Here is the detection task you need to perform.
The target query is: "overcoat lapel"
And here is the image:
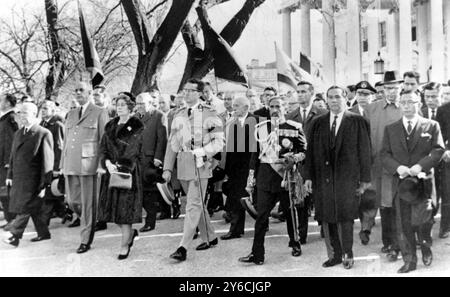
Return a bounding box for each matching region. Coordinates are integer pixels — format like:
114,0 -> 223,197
408,117 -> 424,152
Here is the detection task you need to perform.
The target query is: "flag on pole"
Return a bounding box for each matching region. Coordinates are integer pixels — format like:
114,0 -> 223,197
203,22 -> 248,86
78,1 -> 104,88
275,43 -> 312,89
300,52 -> 324,83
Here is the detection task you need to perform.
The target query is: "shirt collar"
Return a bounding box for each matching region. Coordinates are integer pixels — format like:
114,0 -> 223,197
81,101 -> 90,112
330,110 -> 345,120
300,103 -> 313,116
402,115 -> 419,130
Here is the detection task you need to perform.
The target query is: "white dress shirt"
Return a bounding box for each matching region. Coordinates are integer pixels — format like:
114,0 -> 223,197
299,104 -> 313,122
329,111 -> 345,136
402,116 -> 419,134
428,108 -> 437,119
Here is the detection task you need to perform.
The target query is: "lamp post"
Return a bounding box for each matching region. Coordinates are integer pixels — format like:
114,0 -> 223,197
374,51 -> 385,75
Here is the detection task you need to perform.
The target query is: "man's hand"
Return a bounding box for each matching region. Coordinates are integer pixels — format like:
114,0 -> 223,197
409,164 -> 423,176
304,180 -> 313,194
396,165 -> 410,179
294,153 -> 306,163
192,148 -> 206,158
162,170 -> 171,183
38,188 -> 46,199
154,159 -> 163,168
442,150 -> 450,163
356,182 -> 371,195
53,171 -> 61,178
5,179 -> 12,187
97,168 -> 106,175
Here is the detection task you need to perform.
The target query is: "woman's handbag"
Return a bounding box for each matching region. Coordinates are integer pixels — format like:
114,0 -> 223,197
109,171 -> 133,190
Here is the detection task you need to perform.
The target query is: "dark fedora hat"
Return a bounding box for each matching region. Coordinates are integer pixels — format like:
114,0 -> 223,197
382,70 -> 404,85
398,176 -> 424,204
143,165 -> 164,185
157,182 -> 175,205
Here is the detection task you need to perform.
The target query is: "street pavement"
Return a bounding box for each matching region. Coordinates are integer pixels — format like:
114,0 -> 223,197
1,207 -> 449,277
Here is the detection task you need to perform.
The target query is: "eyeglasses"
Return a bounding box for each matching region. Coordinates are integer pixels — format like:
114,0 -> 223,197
399,100 -> 420,106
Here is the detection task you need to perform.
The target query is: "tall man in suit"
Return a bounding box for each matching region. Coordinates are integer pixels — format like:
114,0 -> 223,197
221,97 -> 257,239
39,100 -> 66,225
436,86 -> 450,239
349,81 -> 378,245
0,93 -> 19,228
304,86 -> 371,270
163,78 -> 224,262
286,80 -> 327,243
4,102 -> 54,247
365,71 -> 404,254
135,92 -> 168,232
61,81 -> 109,254
381,91 -> 444,273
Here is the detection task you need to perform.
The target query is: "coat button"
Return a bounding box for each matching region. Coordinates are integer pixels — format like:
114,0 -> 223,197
326,178 -> 330,183
325,161 -> 329,166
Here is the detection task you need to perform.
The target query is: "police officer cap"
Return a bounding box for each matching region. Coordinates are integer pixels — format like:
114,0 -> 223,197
355,81 -> 376,94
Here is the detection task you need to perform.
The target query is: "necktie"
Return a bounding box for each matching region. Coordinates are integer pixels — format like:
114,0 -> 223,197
188,108 -> 192,117
330,115 -> 338,148
302,109 -> 307,125
78,107 -> 83,119
431,109 -> 436,120
407,121 -> 413,134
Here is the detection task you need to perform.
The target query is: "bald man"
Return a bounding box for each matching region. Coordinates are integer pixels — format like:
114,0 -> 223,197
4,103 -> 54,247
61,81 -> 109,254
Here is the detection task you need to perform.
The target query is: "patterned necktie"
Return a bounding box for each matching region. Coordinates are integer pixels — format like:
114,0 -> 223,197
330,115 -> 338,148
407,121 -> 413,134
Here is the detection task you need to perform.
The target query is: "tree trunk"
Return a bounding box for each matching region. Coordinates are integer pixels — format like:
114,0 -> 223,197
178,0 -> 266,91
122,0 -> 195,95
44,0 -> 65,100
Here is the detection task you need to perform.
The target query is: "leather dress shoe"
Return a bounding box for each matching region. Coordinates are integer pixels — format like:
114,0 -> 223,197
68,218 -> 80,228
139,224 -> 155,233
196,238 -> 218,250
95,222 -> 107,232
61,213 -> 73,224
439,229 -> 450,239
300,238 -> 307,245
76,244 -> 90,254
222,212 -> 231,223
387,250 -> 399,262
220,233 -> 241,240
359,230 -> 370,245
170,246 -> 187,261
4,235 -> 19,247
397,262 -> 416,273
322,258 -> 342,268
343,254 -> 354,269
381,245 -> 391,253
238,254 -> 264,265
118,246 -> 130,260
30,235 -> 51,242
291,245 -> 302,257
422,247 -> 433,266
129,229 -> 138,248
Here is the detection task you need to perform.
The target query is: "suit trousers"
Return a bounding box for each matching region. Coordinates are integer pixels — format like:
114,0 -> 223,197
0,195 -> 15,223
10,202 -> 50,238
396,197 -> 433,264
297,198 -> 311,241
226,193 -> 246,236
142,189 -> 161,228
251,189 -> 298,261
380,207 -> 398,250
179,179 -> 216,248
322,221 -> 354,260
41,198 -> 66,225
65,175 -> 98,245
440,162 -> 450,233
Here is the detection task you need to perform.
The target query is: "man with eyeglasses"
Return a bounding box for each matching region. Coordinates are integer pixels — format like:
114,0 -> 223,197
436,84 -> 450,239
60,81 -> 109,254
365,71 -> 404,256
163,78 -> 224,262
381,90 -> 444,273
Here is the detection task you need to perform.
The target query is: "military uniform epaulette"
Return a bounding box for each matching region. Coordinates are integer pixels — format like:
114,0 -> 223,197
286,120 -> 303,130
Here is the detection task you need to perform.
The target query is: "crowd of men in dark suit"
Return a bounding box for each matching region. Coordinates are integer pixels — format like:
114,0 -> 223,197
0,69 -> 450,274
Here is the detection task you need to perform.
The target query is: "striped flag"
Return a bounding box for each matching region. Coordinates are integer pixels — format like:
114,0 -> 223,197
275,43 -> 312,89
78,1 -> 104,87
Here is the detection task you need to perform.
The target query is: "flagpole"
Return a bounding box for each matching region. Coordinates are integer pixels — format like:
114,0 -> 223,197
274,42 -> 281,93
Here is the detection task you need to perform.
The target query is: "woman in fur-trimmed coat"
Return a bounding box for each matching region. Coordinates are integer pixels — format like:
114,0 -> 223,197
98,93 -> 143,259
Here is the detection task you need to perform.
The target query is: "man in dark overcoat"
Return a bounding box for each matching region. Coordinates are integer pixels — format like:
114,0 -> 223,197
4,102 -> 54,247
0,93 -> 19,228
135,92 -> 168,232
304,86 -> 371,270
382,91 -> 444,273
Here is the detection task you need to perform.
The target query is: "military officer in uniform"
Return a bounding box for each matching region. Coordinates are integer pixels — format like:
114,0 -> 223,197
239,96 -> 307,265
163,78 -> 225,262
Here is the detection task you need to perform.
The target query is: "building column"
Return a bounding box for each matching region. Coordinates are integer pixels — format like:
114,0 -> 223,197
300,3 -> 311,57
282,9 -> 292,58
430,0 -> 445,82
322,0 -> 336,85
443,0 -> 450,81
347,0 -> 361,83
398,0 -> 413,74
416,2 -> 429,82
